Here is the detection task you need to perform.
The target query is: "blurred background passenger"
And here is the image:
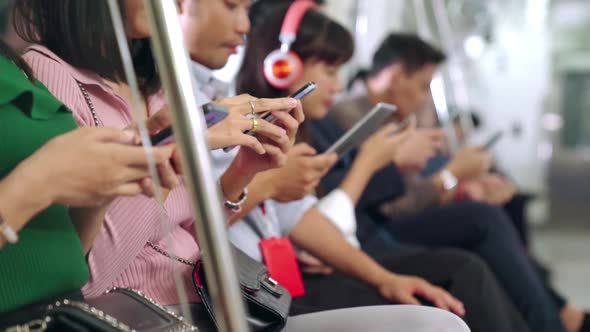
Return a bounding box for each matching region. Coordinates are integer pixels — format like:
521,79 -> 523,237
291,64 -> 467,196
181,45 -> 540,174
231,2 -> 532,331
315,32 -> 589,332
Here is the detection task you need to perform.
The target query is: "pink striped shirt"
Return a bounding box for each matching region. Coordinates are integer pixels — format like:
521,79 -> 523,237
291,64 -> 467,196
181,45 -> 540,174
24,45 -> 200,305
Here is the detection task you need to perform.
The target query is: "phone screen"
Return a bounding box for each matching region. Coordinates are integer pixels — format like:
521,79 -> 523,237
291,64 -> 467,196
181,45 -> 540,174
222,82 -> 317,152
150,103 -> 229,146
257,82 -> 317,124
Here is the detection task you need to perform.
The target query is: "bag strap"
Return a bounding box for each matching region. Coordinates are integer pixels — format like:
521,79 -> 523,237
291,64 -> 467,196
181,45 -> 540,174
244,215 -> 266,240
76,82 -> 101,127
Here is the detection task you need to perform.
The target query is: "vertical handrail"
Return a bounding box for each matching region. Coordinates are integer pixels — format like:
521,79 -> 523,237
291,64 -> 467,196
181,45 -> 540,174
106,0 -> 193,323
412,0 -> 459,152
143,1 -> 249,331
431,0 -> 474,140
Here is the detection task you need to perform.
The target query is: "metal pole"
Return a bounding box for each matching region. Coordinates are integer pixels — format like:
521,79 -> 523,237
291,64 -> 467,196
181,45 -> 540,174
106,0 -> 194,323
412,0 -> 459,151
143,1 -> 249,331
431,0 -> 474,141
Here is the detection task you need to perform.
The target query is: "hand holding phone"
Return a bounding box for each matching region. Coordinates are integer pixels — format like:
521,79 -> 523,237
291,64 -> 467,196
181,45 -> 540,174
325,103 -> 397,157
246,82 -> 316,133
150,102 -> 229,146
222,82 -> 316,152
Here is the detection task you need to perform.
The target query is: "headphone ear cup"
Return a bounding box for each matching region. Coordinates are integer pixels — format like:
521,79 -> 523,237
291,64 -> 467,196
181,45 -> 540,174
264,49 -> 303,89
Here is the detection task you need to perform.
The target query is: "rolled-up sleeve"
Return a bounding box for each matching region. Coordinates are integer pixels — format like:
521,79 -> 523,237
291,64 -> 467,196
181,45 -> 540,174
316,189 -> 360,248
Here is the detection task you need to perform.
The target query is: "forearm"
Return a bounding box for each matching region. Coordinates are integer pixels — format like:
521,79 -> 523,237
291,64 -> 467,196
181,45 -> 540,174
0,165 -> 53,243
338,156 -> 378,206
70,205 -> 109,254
289,207 -> 391,287
228,172 -> 275,224
220,161 -> 255,203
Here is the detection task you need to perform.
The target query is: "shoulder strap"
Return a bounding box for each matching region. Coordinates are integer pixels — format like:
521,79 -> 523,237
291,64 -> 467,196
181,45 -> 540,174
244,215 -> 266,240
76,82 -> 101,127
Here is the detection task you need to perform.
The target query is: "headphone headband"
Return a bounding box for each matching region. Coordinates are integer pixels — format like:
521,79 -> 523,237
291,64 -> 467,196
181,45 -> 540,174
278,0 -> 318,48
264,0 -> 318,89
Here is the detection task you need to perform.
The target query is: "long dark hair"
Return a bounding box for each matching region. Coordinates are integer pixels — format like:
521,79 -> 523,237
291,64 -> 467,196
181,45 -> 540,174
0,40 -> 34,80
14,0 -> 160,95
1,0 -> 34,80
237,3 -> 354,99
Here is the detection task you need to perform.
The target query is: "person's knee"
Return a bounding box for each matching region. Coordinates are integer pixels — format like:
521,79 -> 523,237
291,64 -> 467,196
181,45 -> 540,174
432,248 -> 492,280
456,202 -> 513,236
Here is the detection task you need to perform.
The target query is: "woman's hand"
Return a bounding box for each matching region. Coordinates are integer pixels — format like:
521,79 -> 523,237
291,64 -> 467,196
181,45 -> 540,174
20,127 -> 176,207
376,273 -> 465,317
219,97 -> 305,203
356,123 -> 406,173
206,95 -> 298,152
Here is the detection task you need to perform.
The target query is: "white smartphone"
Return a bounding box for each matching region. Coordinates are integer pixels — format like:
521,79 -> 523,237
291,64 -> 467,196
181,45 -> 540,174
325,102 -> 397,157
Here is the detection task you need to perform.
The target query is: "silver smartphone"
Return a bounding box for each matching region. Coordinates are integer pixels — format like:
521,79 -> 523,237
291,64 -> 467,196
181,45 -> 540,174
325,102 -> 397,157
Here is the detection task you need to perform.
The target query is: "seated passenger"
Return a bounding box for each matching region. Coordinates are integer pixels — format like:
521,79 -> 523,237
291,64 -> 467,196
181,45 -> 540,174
12,1 -> 473,331
318,32 -> 589,332
226,2 -> 529,331
0,32 -> 179,329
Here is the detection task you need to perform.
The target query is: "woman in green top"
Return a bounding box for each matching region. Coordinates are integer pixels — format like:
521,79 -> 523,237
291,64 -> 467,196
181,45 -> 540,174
0,35 -> 180,325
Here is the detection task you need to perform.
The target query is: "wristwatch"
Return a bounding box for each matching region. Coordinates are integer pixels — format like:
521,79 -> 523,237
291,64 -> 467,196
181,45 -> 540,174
0,212 -> 18,244
440,169 -> 459,191
224,188 -> 248,212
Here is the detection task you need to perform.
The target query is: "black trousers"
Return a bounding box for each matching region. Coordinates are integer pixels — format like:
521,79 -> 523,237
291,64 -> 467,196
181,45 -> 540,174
291,249 -> 528,332
382,201 -> 566,332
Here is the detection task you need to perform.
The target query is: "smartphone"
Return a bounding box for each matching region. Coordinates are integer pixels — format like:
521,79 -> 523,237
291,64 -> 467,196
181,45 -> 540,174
150,102 -> 229,146
325,103 -> 398,157
394,114 -> 416,134
483,131 -> 503,149
252,82 -> 317,127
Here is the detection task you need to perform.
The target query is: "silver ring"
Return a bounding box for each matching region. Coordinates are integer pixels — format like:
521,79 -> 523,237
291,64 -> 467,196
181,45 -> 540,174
249,101 -> 256,115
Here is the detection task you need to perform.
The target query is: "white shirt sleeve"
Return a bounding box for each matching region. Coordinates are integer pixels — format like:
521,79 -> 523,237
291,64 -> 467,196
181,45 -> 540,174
315,189 -> 361,248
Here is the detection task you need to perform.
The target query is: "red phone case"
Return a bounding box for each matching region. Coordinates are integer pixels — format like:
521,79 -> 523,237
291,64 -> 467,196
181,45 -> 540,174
259,237 -> 306,298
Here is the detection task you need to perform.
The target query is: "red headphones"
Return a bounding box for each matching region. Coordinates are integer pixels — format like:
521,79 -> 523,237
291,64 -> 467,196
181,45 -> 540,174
263,0 -> 318,89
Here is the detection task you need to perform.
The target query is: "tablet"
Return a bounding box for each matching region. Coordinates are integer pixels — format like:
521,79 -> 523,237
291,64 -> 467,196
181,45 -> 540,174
325,102 -> 397,157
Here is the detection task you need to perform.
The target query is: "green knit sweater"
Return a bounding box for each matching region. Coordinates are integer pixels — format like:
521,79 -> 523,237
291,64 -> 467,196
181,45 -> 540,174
0,55 -> 88,313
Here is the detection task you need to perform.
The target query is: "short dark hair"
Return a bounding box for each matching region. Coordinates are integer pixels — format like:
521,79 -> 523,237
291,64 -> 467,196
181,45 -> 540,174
14,0 -> 160,95
370,33 -> 446,76
237,3 -> 353,98
348,33 -> 445,88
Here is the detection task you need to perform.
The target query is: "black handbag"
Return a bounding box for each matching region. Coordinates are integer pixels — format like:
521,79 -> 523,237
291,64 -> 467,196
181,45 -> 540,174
192,247 -> 292,332
5,288 -> 198,332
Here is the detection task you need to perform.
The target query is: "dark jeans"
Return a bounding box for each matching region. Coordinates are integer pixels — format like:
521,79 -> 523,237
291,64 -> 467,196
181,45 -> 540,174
291,249 -> 528,332
382,201 -> 566,332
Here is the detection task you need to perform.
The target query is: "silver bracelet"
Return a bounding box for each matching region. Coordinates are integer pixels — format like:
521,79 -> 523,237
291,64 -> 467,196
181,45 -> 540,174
224,188 -> 248,212
0,212 -> 18,244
